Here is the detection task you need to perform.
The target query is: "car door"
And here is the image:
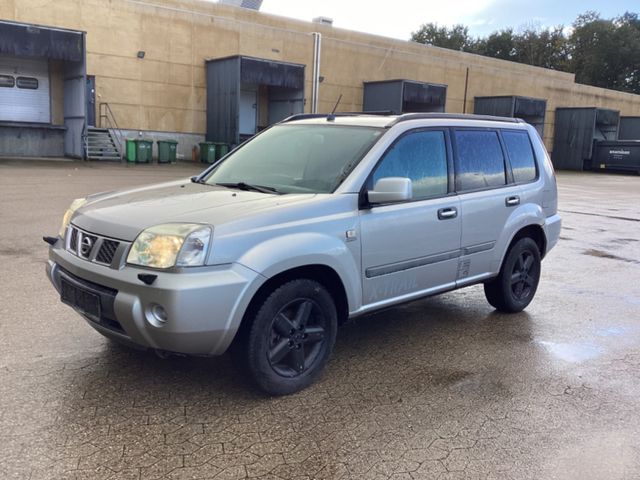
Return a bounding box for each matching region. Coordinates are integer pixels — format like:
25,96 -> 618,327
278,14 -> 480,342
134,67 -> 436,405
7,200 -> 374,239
453,128 -> 522,283
359,129 -> 462,307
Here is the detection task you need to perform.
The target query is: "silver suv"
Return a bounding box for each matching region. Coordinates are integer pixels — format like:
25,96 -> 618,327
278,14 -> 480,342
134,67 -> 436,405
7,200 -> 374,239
46,113 -> 561,395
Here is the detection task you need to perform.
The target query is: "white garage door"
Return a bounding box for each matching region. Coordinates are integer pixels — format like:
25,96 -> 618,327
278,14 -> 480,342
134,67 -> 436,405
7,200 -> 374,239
0,55 -> 50,123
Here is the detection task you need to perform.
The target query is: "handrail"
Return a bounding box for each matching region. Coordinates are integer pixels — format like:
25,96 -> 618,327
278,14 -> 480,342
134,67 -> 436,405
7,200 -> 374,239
99,102 -> 124,159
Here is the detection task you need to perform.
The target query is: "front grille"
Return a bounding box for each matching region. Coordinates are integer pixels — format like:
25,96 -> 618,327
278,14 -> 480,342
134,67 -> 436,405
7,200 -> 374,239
66,226 -> 128,269
96,240 -> 120,264
69,228 -> 78,251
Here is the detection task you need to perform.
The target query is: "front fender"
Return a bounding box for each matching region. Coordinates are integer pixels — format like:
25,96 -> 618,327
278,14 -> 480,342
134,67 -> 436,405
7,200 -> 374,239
490,203 -> 545,274
237,232 -> 362,313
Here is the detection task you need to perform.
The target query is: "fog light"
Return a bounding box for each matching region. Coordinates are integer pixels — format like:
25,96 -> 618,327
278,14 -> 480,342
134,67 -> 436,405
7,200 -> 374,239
146,303 -> 167,327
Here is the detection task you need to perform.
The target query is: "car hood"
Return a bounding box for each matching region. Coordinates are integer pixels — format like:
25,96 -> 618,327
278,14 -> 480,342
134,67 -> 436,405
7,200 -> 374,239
72,179 -> 316,241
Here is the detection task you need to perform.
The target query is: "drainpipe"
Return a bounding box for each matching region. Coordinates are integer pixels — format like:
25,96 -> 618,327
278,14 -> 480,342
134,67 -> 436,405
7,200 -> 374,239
311,32 -> 322,114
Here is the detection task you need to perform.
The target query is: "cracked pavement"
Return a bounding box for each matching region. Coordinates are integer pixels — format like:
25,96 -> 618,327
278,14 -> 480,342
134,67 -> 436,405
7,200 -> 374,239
1,160 -> 639,479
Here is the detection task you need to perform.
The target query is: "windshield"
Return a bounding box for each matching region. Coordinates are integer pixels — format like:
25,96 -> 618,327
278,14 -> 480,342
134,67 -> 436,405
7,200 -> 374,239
203,124 -> 383,194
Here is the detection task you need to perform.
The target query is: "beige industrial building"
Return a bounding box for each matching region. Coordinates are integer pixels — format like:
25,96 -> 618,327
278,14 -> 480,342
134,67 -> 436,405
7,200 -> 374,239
1,0 -> 640,164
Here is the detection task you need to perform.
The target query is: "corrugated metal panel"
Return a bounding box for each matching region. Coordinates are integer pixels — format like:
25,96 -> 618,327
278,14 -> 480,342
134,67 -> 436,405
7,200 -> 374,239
552,107 -> 620,170
63,55 -> 86,158
206,56 -> 306,145
402,81 -> 446,112
513,97 -> 546,117
363,80 -> 403,114
240,57 -> 304,89
363,79 -> 447,114
206,57 -> 240,145
0,55 -> 50,123
474,96 -> 546,136
619,117 -> 640,140
0,21 -> 83,62
473,96 -> 515,117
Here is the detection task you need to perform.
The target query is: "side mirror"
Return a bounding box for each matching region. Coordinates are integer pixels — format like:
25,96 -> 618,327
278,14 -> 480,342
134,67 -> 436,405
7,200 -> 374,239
367,177 -> 412,204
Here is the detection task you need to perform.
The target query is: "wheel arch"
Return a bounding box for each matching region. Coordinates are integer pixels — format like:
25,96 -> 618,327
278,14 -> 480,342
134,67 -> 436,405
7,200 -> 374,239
509,224 -> 547,259
230,264 -> 350,348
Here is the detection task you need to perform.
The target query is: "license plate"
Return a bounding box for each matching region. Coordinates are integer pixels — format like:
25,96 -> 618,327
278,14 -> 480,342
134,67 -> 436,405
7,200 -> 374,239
61,278 -> 101,318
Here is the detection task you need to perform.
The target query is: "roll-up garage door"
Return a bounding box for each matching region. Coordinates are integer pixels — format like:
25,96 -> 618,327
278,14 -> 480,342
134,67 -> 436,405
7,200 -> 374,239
0,55 -> 50,123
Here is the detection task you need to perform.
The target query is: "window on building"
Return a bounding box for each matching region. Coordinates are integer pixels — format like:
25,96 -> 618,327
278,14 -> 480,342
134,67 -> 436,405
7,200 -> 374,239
16,77 -> 39,90
0,75 -> 15,88
502,130 -> 537,183
373,130 -> 448,199
454,130 -> 506,192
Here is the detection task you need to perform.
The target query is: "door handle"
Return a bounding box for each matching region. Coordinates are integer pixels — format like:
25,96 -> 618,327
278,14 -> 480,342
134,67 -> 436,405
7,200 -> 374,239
505,196 -> 520,207
437,207 -> 458,220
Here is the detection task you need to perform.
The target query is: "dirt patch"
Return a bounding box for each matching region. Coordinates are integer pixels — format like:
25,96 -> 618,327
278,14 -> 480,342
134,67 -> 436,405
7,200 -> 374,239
583,249 -> 640,264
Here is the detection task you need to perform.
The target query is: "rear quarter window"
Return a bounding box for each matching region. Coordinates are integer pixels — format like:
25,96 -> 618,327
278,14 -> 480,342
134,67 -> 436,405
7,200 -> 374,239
502,130 -> 537,183
454,130 -> 506,192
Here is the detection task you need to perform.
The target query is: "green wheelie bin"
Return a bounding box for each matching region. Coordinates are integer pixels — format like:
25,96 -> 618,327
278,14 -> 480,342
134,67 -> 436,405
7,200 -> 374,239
134,139 -> 153,163
199,142 -> 216,164
157,140 -> 178,164
214,142 -> 230,161
125,139 -> 136,163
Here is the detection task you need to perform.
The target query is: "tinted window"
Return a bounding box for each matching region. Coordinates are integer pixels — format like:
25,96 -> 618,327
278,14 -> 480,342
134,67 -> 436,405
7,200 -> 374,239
0,75 -> 14,88
454,130 -> 506,191
373,130 -> 448,199
16,77 -> 38,89
503,131 -> 537,183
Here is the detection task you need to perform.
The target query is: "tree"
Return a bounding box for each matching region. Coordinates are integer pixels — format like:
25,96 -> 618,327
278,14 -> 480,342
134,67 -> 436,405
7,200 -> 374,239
411,23 -> 474,52
410,11 -> 640,94
475,29 -> 517,61
570,12 -> 640,93
514,26 -> 570,71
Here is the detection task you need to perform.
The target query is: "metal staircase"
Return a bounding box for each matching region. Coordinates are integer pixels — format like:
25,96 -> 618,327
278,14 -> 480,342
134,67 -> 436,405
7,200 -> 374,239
85,127 -> 121,160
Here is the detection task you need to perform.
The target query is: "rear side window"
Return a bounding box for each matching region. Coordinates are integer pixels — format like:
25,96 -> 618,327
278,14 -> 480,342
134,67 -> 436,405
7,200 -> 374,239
454,130 -> 506,192
502,131 -> 537,183
373,130 -> 448,199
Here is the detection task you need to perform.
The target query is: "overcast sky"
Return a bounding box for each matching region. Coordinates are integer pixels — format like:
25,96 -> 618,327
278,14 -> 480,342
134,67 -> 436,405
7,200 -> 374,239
259,0 -> 637,39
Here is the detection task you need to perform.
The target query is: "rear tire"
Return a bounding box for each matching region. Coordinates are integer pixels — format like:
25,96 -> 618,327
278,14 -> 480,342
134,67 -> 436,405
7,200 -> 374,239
241,279 -> 337,396
484,237 -> 541,313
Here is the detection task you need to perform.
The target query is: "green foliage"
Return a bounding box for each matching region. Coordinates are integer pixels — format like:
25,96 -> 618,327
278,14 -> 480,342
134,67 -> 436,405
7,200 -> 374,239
410,11 -> 640,94
411,23 -> 475,52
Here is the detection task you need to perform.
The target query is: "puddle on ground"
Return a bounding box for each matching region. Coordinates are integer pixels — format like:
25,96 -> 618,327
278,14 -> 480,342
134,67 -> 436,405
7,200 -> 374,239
537,341 -> 603,363
595,326 -> 630,337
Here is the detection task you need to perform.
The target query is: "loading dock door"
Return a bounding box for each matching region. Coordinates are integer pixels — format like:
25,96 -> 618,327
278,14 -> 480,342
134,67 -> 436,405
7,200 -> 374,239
0,55 -> 50,123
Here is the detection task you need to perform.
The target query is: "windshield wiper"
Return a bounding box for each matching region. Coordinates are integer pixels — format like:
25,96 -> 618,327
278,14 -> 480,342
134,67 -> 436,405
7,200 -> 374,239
216,182 -> 281,195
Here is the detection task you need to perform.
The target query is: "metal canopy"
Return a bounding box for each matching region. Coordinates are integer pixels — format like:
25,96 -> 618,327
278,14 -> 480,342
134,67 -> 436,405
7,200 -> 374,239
552,107 -> 620,171
474,95 -> 547,136
206,55 -> 305,146
363,79 -> 447,114
0,21 -> 83,62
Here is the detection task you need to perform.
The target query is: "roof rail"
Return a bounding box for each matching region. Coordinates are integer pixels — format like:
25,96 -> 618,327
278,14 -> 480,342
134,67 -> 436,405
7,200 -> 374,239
389,113 -> 523,126
281,111 -> 395,123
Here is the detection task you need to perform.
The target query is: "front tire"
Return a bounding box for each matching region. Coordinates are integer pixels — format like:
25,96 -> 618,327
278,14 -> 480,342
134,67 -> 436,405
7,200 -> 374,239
484,237 -> 541,313
243,279 -> 337,396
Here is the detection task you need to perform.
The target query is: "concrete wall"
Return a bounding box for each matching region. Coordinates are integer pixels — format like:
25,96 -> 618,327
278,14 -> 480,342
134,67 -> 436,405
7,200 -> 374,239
3,0 -> 640,153
0,124 -> 65,157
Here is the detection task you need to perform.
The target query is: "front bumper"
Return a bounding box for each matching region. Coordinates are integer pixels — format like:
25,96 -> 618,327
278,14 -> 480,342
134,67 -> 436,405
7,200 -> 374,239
47,239 -> 264,356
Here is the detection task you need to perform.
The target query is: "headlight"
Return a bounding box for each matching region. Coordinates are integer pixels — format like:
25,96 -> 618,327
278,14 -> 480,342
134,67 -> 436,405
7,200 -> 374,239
127,223 -> 212,269
59,198 -> 88,236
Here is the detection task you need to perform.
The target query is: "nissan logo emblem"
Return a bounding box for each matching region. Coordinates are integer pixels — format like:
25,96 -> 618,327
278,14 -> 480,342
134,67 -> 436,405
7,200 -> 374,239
80,235 -> 94,257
